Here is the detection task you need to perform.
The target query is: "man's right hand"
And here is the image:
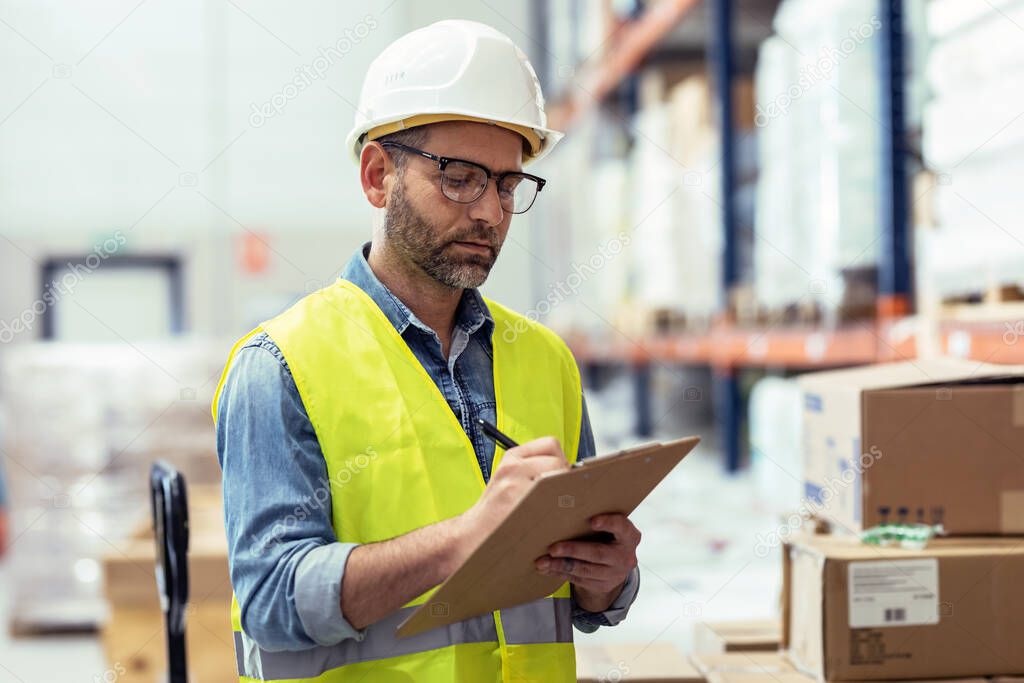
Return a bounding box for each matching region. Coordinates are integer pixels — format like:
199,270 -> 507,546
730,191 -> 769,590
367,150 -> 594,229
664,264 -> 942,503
342,440 -> 573,634
459,436 -> 569,550
341,437 -> 570,630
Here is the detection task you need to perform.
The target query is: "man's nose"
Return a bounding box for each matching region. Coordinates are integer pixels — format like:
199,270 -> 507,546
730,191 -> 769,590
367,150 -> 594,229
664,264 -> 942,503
467,178 -> 506,226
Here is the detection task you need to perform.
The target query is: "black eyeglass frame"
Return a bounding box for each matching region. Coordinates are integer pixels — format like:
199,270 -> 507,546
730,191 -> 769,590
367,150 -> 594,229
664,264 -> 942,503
379,141 -> 547,214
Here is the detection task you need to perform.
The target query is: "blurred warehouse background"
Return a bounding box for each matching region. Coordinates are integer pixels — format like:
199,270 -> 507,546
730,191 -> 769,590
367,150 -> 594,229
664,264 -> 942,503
1,0 -> 1023,681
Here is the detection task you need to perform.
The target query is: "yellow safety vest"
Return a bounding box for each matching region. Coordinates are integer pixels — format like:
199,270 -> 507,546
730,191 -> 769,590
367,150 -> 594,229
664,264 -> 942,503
212,279 -> 583,682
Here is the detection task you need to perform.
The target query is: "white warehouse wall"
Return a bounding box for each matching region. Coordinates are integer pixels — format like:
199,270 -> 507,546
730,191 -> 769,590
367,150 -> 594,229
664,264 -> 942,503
0,0 -> 545,342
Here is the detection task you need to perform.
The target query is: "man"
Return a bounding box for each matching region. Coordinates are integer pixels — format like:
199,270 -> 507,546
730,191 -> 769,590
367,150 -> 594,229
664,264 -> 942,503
213,20 -> 641,682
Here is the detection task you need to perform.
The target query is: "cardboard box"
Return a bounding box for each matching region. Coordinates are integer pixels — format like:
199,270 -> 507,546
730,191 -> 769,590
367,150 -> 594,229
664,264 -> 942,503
102,487 -> 235,683
691,651 -> 987,683
692,619 -> 780,654
690,651 -> 791,676
576,643 -> 703,683
783,534 -> 1024,680
706,673 -> 984,683
705,674 -> 810,683
103,603 -> 234,683
799,358 -> 1024,535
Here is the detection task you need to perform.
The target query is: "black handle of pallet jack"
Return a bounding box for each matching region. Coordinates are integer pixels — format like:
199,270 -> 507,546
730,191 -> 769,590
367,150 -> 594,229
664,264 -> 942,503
150,460 -> 190,683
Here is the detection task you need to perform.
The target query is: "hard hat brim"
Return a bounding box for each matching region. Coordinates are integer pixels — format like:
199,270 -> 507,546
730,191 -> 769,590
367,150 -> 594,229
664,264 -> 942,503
346,110 -> 564,165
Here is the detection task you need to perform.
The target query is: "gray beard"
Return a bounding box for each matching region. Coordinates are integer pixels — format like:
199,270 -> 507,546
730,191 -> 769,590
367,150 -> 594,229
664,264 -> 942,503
383,179 -> 500,290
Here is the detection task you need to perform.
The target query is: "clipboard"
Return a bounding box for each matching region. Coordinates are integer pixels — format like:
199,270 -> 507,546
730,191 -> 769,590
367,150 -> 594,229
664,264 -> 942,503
395,436 -> 700,638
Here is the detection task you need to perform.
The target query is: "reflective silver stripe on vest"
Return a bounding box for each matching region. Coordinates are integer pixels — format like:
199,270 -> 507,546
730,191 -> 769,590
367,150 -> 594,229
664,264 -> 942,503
233,634 -> 247,678
232,597 -> 572,679
234,603 -> 496,679
500,597 -> 573,645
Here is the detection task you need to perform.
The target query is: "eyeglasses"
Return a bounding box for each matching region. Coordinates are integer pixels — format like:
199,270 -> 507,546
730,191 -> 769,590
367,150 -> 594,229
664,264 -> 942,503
380,141 -> 546,215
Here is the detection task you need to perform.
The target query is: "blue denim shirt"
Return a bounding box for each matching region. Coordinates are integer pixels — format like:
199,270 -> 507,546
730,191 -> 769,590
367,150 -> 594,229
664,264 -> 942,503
216,244 -> 639,651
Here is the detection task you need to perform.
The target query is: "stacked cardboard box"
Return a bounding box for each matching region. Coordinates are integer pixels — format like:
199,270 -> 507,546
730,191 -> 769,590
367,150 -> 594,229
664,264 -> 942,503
101,485 -> 235,683
784,358 -> 1024,681
672,358 -> 1024,683
691,651 -> 794,679
799,358 -> 1024,536
783,535 -> 1024,680
692,620 -> 781,655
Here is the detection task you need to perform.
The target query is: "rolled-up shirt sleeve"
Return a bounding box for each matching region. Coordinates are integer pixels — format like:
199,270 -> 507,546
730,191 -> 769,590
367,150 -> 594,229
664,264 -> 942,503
216,333 -> 364,651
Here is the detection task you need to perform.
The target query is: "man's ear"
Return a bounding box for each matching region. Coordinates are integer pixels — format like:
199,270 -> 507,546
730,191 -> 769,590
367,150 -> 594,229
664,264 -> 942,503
360,142 -> 392,209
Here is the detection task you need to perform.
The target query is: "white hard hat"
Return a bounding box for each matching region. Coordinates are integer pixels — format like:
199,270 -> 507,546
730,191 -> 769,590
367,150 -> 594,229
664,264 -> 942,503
345,20 -> 563,165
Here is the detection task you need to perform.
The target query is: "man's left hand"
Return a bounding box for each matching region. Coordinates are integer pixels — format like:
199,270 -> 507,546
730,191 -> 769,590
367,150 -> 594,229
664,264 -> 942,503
534,513 -> 640,612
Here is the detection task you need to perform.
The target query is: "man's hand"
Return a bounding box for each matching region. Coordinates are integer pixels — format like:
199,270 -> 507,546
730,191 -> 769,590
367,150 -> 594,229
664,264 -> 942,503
534,513 -> 640,613
460,436 -> 568,545
341,437 -> 569,630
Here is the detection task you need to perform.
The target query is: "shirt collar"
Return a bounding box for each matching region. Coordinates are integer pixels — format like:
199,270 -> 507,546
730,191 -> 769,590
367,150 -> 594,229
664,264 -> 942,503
340,242 -> 494,340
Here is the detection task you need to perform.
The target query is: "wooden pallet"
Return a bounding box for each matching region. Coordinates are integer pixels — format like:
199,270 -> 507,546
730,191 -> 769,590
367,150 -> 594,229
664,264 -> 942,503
612,304 -> 713,337
9,601 -> 101,637
734,298 -> 824,329
737,300 -> 884,330
940,284 -> 1024,323
733,267 -> 878,330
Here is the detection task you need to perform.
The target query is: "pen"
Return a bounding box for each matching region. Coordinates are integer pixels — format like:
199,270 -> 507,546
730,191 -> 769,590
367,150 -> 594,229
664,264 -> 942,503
476,417 -> 587,468
476,417 -> 518,450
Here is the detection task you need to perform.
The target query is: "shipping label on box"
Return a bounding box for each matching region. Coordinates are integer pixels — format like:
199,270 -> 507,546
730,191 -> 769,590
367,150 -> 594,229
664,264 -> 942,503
783,535 -> 1024,681
847,559 -> 938,628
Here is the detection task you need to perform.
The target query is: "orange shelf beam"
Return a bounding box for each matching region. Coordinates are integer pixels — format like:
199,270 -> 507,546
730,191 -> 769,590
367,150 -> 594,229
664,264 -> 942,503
548,0 -> 701,131
938,321 -> 1024,366
567,324 -> 889,369
563,318 -> 1024,370
714,325 -> 886,369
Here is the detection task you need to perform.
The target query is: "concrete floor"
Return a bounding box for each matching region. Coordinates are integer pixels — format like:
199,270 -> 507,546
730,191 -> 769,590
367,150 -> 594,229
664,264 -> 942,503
592,443 -> 783,647
0,565 -> 105,683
